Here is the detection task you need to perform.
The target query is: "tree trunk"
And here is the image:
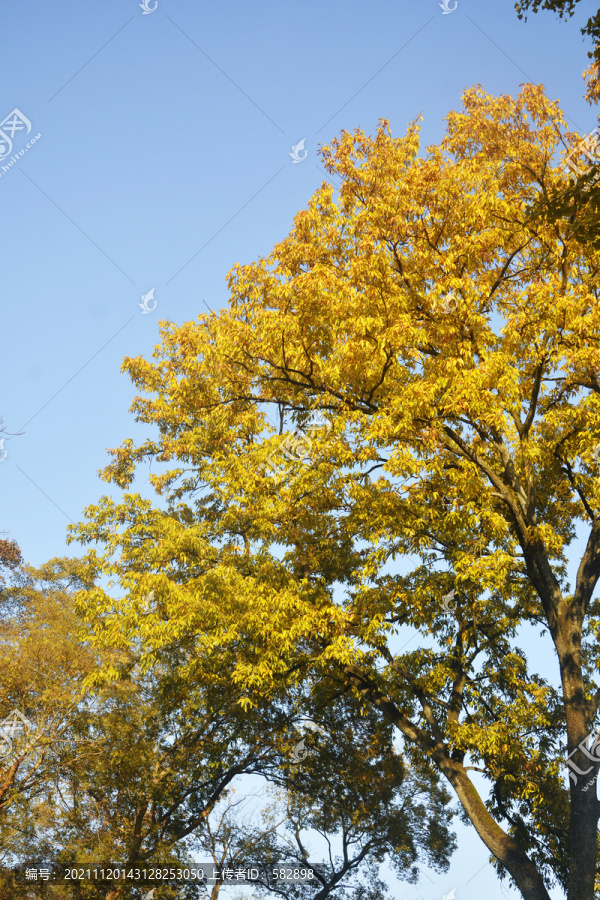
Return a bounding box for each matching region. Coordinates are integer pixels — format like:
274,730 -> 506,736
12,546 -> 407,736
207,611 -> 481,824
555,604 -> 600,900
567,779 -> 600,900
436,756 -> 552,900
343,665 -> 553,900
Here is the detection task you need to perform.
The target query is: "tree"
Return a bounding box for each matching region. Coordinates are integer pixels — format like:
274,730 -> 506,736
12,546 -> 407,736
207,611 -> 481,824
0,568 -> 453,900
0,539 -> 22,582
0,559 -> 94,825
515,0 -> 600,59
243,690 -> 455,900
0,559 -> 101,900
0,583 -> 295,900
53,668 -> 294,900
69,84 -> 600,899
515,0 -> 600,244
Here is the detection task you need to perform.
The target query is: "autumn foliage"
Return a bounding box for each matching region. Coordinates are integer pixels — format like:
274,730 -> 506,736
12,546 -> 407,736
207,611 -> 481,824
69,85 -> 600,900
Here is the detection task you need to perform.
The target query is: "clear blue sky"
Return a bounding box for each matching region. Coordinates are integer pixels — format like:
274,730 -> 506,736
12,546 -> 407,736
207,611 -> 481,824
2,0 -> 598,897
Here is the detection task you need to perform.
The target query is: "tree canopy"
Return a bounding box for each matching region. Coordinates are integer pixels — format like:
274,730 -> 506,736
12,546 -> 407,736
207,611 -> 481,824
515,0 -> 600,245
515,0 -> 600,58
69,83 -> 600,900
0,560 -> 454,899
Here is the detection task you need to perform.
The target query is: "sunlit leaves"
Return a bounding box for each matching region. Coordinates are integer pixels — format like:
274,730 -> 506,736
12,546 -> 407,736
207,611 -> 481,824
68,84 -> 600,893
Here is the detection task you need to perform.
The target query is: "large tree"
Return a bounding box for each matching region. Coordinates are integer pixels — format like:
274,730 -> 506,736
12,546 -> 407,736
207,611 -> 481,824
70,84 -> 600,899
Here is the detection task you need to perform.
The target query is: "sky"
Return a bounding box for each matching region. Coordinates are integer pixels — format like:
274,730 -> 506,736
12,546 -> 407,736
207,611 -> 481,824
1,0 -> 599,897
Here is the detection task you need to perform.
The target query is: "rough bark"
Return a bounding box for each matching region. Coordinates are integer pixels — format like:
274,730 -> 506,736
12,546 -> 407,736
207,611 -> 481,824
436,758 -> 551,900
555,602 -> 600,900
342,664 -> 552,900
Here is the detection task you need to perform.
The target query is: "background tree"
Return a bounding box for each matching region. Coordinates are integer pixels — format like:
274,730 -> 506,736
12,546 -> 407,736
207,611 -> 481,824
515,0 -> 600,244
0,609 -> 294,899
57,671 -> 292,900
0,559 -> 98,899
245,690 -> 455,900
0,562 -> 454,900
0,559 -> 94,827
0,538 -> 22,582
515,0 -> 600,59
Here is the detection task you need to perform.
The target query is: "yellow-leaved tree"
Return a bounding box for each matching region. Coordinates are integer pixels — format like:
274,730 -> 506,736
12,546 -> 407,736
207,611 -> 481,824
71,84 -> 600,900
